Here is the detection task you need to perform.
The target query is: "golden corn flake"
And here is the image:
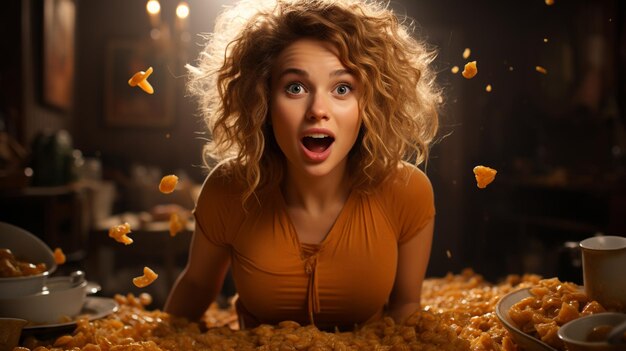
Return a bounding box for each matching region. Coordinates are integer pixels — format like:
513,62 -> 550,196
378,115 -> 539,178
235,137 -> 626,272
133,266 -> 158,288
128,66 -> 154,94
159,174 -> 179,194
462,61 -> 478,79
509,278 -> 602,350
485,84 -> 492,92
473,165 -> 497,188
169,212 -> 185,237
536,65 -> 548,74
139,292 -> 153,306
108,222 -> 133,245
462,48 -> 471,59
451,66 -> 459,74
53,248 -> 66,265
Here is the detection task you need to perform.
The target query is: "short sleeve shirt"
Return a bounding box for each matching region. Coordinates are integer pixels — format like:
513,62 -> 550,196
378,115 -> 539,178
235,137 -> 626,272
194,164 -> 435,331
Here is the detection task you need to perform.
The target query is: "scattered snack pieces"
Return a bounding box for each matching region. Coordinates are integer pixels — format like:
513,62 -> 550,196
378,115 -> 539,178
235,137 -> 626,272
462,47 -> 471,59
462,61 -> 478,79
535,65 -> 548,74
451,65 -> 459,74
108,222 -> 133,245
0,248 -> 47,277
509,278 -> 605,350
139,292 -> 153,306
485,84 -> 492,92
473,165 -> 497,188
159,174 -> 179,194
169,212 -> 186,237
133,266 -> 158,288
53,248 -> 66,265
128,67 -> 154,94
21,271 -> 602,351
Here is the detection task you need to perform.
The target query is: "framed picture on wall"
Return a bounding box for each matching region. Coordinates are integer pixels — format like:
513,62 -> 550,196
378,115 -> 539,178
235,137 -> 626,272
42,0 -> 75,111
104,40 -> 175,128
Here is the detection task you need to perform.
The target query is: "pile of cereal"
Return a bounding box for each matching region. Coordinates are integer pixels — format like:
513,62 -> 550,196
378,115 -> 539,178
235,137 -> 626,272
18,270 -> 596,351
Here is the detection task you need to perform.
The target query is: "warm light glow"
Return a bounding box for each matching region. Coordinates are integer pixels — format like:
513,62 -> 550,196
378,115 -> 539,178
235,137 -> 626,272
176,2 -> 189,19
147,0 -> 160,15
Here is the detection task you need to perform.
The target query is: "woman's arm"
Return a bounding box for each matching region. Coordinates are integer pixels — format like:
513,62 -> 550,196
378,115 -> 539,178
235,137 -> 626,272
387,217 -> 434,323
164,224 -> 231,322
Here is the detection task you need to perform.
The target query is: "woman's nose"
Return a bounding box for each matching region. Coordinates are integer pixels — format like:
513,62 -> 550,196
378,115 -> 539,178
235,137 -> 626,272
306,93 -> 329,121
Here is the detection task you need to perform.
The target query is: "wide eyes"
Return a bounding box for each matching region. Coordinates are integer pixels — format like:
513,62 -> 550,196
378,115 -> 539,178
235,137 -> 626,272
334,84 -> 351,96
284,83 -> 353,97
286,83 -> 305,95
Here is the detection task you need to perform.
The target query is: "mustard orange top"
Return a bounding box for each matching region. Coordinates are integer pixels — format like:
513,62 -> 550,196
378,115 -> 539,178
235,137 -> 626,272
194,164 -> 435,331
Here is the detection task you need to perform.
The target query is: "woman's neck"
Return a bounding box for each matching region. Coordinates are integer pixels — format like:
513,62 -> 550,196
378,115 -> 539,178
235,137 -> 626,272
281,163 -> 351,215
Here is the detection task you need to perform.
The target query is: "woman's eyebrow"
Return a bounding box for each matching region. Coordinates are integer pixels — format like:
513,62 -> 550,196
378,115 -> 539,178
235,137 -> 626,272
330,69 -> 351,77
277,68 -> 352,79
277,68 -> 308,79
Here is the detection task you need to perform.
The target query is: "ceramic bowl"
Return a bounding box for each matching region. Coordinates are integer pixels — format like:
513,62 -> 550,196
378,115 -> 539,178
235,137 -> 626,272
0,222 -> 57,298
495,287 -> 558,351
0,271 -> 90,324
558,312 -> 626,351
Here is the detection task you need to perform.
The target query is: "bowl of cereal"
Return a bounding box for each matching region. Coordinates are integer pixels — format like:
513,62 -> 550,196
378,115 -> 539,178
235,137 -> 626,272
496,288 -> 558,351
0,271 -> 91,324
0,222 -> 57,298
558,312 -> 626,351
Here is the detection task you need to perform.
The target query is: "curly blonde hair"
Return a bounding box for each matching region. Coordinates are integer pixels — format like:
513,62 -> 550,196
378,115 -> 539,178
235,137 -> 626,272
187,0 -> 441,203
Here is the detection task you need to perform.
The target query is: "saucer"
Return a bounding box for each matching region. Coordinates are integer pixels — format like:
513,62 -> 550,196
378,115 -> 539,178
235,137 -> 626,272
22,297 -> 118,336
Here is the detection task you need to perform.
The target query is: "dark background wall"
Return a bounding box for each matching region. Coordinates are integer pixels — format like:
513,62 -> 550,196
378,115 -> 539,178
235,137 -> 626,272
1,0 -> 625,285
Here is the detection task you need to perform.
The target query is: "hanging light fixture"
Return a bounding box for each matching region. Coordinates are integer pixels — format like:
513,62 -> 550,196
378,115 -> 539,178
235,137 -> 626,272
146,0 -> 161,15
175,2 -> 189,19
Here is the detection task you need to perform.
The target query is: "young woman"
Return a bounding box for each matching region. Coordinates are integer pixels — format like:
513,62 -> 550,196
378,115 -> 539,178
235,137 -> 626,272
165,0 -> 441,331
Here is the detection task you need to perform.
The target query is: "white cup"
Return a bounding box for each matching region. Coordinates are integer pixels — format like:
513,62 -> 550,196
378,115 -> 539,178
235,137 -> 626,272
579,235 -> 626,312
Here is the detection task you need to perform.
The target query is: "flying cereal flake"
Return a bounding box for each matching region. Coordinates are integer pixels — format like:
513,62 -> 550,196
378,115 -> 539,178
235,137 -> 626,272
485,84 -> 492,92
535,66 -> 548,74
159,174 -> 179,194
462,48 -> 471,59
446,250 -> 452,259
54,248 -> 66,265
133,266 -> 158,288
462,61 -> 478,79
128,67 -> 154,94
543,38 -> 549,43
508,66 -> 514,71
109,222 -> 133,245
473,165 -> 497,189
545,0 -> 554,5
169,212 -> 185,237
451,66 -> 459,74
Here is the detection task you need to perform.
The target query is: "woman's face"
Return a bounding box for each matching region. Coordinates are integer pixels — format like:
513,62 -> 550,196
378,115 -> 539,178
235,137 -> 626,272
269,38 -> 362,180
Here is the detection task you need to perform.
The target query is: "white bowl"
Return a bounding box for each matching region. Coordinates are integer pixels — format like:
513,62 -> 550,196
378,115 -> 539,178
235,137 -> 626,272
495,288 -> 558,351
0,271 -> 88,324
0,222 -> 57,298
558,312 -> 626,351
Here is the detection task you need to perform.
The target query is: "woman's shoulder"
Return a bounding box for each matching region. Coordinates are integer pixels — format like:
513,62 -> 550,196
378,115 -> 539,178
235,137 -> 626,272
199,160 -> 246,197
372,162 -> 435,241
195,161 -> 250,217
382,162 -> 433,196
371,161 -> 434,213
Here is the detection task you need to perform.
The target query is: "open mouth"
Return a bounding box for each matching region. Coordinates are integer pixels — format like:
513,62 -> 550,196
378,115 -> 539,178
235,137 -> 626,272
301,134 -> 335,153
